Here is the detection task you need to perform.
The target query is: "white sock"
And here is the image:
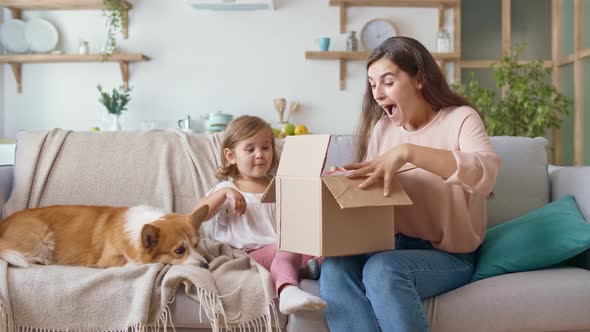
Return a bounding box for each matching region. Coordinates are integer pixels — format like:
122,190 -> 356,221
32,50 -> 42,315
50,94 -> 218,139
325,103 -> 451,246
279,285 -> 327,315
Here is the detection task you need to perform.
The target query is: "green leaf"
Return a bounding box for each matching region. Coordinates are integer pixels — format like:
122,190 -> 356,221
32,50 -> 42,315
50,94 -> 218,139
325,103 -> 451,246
451,43 -> 572,138
97,84 -> 132,115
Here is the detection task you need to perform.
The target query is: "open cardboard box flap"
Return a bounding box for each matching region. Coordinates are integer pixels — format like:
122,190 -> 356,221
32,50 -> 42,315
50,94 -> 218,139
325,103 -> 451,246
276,134 -> 331,177
261,134 -> 417,205
321,175 -> 412,208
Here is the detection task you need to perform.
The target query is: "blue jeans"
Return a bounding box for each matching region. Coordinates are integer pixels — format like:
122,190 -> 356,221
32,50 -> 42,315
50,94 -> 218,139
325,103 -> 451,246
320,235 -> 475,332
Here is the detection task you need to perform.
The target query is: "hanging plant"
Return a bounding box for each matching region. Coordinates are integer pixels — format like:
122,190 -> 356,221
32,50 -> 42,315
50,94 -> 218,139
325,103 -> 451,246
102,0 -> 127,56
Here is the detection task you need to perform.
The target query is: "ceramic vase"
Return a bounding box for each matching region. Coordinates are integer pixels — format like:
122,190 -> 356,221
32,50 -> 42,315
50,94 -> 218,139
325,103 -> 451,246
108,113 -> 122,131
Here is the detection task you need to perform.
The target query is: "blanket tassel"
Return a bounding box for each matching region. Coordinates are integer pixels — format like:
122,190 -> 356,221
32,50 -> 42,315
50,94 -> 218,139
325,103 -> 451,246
0,303 -> 12,332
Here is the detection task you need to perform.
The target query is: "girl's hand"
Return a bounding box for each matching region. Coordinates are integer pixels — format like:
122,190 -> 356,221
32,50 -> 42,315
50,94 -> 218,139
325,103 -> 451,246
345,144 -> 411,197
225,188 -> 247,215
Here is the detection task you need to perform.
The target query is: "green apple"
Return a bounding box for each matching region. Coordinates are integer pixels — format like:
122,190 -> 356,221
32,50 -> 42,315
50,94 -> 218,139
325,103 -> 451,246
282,123 -> 295,136
272,128 -> 281,138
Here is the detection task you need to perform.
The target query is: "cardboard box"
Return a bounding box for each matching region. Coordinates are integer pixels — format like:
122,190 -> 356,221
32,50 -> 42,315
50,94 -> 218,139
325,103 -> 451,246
262,135 -> 413,257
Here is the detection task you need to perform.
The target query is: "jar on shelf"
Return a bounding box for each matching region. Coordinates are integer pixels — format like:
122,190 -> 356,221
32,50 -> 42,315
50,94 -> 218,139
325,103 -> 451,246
79,40 -> 89,55
346,31 -> 358,51
436,29 -> 451,53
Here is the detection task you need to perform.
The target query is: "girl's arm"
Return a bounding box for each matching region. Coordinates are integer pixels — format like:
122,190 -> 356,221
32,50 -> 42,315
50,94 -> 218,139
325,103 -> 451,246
194,187 -> 247,220
194,188 -> 230,220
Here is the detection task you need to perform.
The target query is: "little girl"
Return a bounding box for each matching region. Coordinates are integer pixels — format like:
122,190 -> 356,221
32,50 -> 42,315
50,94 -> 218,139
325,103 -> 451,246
195,115 -> 326,315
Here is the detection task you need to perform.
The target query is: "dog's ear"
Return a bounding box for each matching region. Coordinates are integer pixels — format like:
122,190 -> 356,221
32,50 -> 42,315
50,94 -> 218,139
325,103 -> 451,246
191,205 -> 210,229
141,224 -> 160,251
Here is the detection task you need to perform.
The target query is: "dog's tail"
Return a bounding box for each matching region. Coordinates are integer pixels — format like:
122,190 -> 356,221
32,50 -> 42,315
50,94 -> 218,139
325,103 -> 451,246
0,240 -> 29,267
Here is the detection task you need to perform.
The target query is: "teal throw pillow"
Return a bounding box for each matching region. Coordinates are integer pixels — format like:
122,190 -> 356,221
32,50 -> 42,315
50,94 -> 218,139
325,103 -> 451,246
472,194 -> 590,281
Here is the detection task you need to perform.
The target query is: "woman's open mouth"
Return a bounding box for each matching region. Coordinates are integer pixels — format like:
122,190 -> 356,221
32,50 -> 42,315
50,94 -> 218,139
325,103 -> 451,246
382,104 -> 397,116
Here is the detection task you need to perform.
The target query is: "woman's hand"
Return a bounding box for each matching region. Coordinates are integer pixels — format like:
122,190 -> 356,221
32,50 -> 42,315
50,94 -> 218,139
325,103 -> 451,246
224,188 -> 247,215
328,166 -> 348,173
345,144 -> 411,197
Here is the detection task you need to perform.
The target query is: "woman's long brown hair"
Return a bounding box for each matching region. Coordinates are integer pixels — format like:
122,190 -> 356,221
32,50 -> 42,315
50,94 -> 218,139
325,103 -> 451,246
355,36 -> 473,162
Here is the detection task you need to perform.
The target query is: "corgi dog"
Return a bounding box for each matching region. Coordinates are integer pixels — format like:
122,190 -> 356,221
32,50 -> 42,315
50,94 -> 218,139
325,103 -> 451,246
0,204 -> 210,268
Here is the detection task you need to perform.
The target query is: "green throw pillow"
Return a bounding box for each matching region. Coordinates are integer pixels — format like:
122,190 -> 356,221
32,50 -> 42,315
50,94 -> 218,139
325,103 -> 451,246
472,194 -> 590,282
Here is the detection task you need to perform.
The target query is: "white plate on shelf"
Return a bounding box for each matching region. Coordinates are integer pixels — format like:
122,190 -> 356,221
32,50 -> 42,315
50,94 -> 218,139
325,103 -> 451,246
24,18 -> 58,53
0,19 -> 29,54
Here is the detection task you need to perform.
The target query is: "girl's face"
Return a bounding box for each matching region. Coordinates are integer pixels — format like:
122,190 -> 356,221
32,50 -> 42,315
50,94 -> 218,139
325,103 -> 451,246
367,57 -> 422,127
224,129 -> 274,180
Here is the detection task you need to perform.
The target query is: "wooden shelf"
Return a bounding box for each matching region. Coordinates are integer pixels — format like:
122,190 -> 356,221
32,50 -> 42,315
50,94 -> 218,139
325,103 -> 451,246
314,0 -> 462,89
0,0 -> 130,10
461,59 -> 553,69
0,53 -> 149,63
0,53 -> 150,93
305,51 -> 460,61
306,51 -> 460,90
0,0 -> 132,38
0,1 -> 147,93
329,0 -> 458,7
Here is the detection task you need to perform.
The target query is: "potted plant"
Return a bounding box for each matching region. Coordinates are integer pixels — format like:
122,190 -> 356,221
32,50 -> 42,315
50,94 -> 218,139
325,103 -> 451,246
452,45 -> 571,138
102,0 -> 128,56
97,84 -> 132,130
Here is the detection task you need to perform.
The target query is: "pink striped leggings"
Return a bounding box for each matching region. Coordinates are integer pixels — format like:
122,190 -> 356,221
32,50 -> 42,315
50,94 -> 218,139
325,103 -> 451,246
247,244 -> 321,297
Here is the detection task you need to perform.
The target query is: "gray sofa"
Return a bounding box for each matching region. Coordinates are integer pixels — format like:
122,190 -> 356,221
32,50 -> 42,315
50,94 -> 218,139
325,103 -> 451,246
0,132 -> 589,332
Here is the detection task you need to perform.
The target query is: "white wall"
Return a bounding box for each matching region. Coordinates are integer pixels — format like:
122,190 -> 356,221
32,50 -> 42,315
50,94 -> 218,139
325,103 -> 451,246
1,0 -> 445,137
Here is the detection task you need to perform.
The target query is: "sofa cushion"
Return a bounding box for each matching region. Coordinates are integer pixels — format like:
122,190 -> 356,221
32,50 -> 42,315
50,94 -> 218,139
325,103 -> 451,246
550,166 -> 590,271
550,166 -> 590,221
289,270 -> 590,332
427,267 -> 590,332
487,136 -> 550,228
473,195 -> 590,281
322,135 -> 358,172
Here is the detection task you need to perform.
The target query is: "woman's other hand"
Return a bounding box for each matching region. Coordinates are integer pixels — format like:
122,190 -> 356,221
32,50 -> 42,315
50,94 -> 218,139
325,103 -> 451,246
345,143 -> 411,197
225,188 -> 247,215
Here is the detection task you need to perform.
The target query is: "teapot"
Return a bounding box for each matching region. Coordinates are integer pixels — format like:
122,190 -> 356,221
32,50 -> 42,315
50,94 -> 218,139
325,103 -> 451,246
202,111 -> 233,133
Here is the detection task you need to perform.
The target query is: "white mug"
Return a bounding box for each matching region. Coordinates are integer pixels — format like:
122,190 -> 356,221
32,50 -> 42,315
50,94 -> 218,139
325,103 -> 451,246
178,116 -> 192,130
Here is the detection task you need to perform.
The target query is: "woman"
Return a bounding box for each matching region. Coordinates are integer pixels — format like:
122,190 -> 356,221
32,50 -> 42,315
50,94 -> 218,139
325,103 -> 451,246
320,36 -> 502,332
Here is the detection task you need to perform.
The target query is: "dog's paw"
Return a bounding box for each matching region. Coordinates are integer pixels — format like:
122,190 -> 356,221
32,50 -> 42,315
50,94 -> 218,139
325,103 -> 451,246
30,256 -> 53,265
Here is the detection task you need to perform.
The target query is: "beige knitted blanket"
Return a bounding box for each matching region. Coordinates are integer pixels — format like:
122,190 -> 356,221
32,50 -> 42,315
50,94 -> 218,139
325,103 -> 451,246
0,129 -> 279,331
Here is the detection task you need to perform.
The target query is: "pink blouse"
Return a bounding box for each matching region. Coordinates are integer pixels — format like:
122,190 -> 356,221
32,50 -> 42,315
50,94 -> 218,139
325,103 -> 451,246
366,106 -> 502,253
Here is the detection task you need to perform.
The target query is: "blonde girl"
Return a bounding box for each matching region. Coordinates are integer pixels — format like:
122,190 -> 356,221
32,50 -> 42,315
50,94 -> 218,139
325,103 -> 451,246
195,115 -> 326,314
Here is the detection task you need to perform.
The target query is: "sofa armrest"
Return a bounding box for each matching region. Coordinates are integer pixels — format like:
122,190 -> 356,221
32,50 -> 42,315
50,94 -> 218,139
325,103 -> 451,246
549,165 -> 590,222
0,165 -> 14,217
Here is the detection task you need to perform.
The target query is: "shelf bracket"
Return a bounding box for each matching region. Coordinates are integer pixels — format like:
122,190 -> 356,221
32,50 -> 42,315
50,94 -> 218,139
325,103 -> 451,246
119,61 -> 129,89
10,63 -> 22,93
339,59 -> 346,90
121,1 -> 132,39
439,60 -> 447,77
339,4 -> 346,33
438,4 -> 445,30
122,10 -> 129,39
9,8 -> 22,19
